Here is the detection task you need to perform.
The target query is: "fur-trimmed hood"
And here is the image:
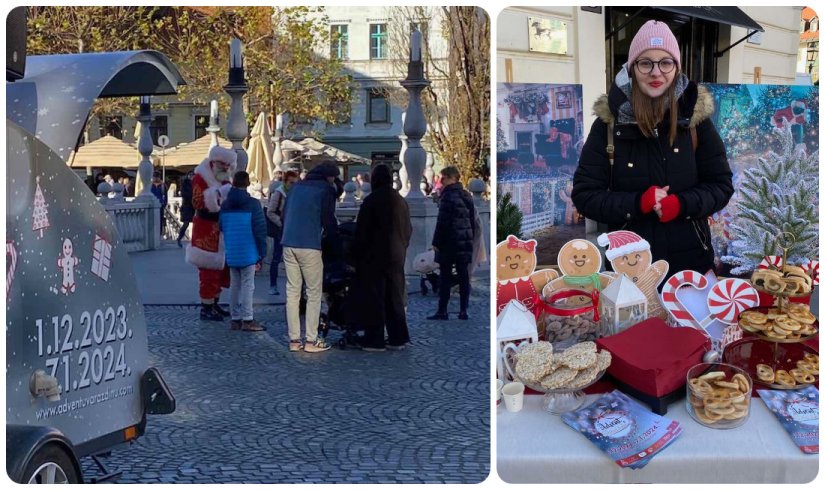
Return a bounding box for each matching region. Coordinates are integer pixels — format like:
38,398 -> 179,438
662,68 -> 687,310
593,82 -> 714,128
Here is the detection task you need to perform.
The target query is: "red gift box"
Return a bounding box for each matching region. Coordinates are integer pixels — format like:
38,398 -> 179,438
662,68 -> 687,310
596,318 -> 711,397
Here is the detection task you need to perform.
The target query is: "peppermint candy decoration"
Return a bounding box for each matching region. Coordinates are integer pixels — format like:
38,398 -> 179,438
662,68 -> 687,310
801,259 -> 819,287
661,270 -> 709,330
758,255 -> 783,270
707,278 -> 760,325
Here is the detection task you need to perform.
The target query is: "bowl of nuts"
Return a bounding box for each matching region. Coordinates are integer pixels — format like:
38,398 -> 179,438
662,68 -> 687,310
686,363 -> 752,429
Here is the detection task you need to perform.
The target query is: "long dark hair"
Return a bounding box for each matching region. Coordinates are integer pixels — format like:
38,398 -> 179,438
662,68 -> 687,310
630,68 -> 680,146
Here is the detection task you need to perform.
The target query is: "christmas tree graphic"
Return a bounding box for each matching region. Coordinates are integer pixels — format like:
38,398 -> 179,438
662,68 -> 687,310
32,176 -> 50,238
721,125 -> 819,275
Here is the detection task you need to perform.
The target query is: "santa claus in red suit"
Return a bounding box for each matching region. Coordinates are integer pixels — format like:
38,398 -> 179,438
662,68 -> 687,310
187,145 -> 236,321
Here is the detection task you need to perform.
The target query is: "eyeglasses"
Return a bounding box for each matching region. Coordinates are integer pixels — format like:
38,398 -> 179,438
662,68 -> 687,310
634,58 -> 676,75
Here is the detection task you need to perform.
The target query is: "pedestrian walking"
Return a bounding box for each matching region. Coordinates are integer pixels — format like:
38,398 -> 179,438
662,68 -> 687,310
572,20 -> 733,277
151,172 -> 167,236
428,166 -> 477,321
188,145 -> 236,321
266,170 -> 298,295
281,161 -> 339,353
220,171 -> 267,332
352,164 -> 412,352
177,171 -> 195,247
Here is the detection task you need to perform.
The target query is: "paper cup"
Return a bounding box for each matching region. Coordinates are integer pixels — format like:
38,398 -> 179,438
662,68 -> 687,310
496,379 -> 504,406
502,382 -> 525,412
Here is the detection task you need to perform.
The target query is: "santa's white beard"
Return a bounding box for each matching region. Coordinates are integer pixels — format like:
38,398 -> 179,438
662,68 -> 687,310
214,169 -> 232,183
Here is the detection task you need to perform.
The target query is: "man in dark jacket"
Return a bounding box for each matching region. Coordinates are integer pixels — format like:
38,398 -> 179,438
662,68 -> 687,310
429,166 -> 477,320
219,171 -> 267,332
353,164 -> 413,351
281,161 -> 340,353
177,171 -> 195,247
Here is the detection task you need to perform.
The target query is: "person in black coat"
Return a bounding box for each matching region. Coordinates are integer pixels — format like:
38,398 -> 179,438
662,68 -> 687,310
572,20 -> 733,278
177,171 -> 195,247
352,164 -> 413,351
429,166 -> 477,320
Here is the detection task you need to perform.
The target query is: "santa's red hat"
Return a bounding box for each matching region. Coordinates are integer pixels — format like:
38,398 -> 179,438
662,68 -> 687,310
597,231 -> 650,261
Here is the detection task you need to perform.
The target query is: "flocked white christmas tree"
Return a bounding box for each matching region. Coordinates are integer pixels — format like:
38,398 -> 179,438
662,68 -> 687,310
32,176 -> 50,238
721,124 -> 819,275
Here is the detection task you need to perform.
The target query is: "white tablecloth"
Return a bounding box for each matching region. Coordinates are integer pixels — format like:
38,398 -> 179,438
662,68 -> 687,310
497,394 -> 819,483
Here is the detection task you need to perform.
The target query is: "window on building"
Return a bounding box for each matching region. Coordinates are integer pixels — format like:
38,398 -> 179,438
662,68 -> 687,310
367,90 -> 390,123
149,115 -> 168,146
331,24 -> 349,59
103,116 -> 123,139
370,23 -> 388,59
194,115 -> 209,140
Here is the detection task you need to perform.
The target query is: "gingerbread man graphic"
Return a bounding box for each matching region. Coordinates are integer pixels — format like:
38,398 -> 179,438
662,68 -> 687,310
496,235 -> 559,319
598,230 -> 669,320
57,238 -> 80,295
543,239 -> 612,306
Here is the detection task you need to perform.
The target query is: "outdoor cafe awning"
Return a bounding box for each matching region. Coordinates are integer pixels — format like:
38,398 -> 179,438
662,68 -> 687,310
163,134 -> 233,167
296,137 -> 371,165
655,7 -> 763,32
67,135 -> 143,168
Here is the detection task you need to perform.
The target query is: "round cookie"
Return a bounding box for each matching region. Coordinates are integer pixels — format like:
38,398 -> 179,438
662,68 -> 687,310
568,364 -> 601,389
515,341 -> 555,384
539,366 -> 577,390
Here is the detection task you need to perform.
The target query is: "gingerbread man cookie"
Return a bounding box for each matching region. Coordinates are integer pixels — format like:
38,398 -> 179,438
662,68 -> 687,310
543,239 -> 612,306
598,231 -> 669,320
57,238 -> 80,295
496,235 -> 559,318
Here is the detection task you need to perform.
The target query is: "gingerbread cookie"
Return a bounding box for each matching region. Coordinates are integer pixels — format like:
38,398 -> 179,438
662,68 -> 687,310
543,239 -> 612,306
496,235 -> 559,318
597,231 -> 669,320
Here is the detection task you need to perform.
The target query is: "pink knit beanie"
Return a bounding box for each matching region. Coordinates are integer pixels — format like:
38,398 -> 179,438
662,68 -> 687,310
628,20 -> 681,69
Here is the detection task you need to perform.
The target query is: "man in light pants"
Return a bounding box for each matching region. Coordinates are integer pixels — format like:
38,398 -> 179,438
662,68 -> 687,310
280,162 -> 340,353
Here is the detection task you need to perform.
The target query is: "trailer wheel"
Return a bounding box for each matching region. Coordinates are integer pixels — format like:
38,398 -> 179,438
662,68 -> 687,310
22,443 -> 80,484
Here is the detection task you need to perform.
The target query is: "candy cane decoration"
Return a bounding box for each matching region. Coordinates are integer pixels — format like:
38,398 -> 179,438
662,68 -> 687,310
661,270 -> 709,330
758,255 -> 783,270
707,278 -> 760,325
6,240 -> 17,298
801,259 -> 819,287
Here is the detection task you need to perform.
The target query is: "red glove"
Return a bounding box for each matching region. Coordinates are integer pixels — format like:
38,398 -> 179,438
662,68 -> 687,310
658,194 -> 681,223
640,186 -> 659,214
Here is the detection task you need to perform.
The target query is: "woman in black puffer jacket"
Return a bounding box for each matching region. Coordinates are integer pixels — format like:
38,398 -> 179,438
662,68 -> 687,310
429,166 -> 477,320
572,20 -> 733,278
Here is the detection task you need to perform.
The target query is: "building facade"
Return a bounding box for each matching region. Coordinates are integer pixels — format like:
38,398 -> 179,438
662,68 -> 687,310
798,7 -> 819,84
308,6 -> 448,172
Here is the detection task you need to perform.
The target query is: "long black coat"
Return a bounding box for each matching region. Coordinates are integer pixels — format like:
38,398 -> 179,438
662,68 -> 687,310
351,185 -> 412,327
572,81 -> 733,276
180,178 -> 195,222
433,183 -> 476,264
354,186 -> 413,269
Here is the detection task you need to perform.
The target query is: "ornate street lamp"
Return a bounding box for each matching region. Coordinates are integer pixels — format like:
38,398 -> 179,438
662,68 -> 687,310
136,96 -> 154,199
225,38 -> 249,171
399,29 -> 429,202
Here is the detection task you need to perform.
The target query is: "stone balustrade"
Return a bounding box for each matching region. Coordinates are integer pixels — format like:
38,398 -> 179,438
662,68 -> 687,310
98,196 -> 161,252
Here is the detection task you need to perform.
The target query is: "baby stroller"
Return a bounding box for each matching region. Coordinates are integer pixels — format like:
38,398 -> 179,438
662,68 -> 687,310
317,221 -> 360,348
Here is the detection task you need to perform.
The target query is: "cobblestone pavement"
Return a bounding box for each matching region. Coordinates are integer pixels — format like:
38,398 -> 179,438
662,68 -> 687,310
81,284 -> 491,483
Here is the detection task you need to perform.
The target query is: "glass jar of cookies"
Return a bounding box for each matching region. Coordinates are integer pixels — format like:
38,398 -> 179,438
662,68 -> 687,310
538,289 -> 604,351
686,363 -> 752,429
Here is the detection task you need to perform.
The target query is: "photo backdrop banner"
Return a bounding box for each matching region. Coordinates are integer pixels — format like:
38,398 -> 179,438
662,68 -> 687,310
496,83 -> 585,235
705,84 -> 818,274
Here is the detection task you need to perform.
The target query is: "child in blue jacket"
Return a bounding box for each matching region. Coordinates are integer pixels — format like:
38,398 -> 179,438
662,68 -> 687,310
220,171 -> 268,332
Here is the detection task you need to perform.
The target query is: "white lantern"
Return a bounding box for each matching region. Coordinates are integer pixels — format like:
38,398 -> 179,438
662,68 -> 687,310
600,274 -> 648,336
496,300 -> 539,381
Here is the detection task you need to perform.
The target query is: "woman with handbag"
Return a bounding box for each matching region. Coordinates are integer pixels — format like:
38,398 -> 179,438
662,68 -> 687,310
572,20 -> 733,278
266,170 -> 298,295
